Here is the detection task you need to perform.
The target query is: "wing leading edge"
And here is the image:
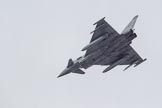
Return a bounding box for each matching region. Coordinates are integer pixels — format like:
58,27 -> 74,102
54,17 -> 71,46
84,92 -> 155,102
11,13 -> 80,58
85,17 -> 119,56
90,17 -> 119,42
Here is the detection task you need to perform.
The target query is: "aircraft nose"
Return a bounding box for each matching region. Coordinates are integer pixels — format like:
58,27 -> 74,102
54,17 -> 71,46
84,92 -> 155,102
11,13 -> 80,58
57,68 -> 70,78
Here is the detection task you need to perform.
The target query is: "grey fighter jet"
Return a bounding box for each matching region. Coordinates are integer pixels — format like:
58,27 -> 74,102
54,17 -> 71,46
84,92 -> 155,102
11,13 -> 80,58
58,15 -> 146,78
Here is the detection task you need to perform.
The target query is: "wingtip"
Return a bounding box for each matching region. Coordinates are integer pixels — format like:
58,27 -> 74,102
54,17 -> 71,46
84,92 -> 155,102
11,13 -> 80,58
93,17 -> 106,25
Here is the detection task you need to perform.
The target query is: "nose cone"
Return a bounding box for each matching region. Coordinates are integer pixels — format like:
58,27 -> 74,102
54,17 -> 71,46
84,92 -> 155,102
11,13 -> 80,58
57,68 -> 71,78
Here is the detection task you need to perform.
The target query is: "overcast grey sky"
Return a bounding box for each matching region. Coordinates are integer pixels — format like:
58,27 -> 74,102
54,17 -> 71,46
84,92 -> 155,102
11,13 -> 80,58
0,0 -> 162,108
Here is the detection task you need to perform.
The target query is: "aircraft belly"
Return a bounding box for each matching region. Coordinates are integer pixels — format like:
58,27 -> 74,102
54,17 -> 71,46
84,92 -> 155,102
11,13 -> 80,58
94,45 -> 130,65
80,55 -> 97,69
80,49 -> 103,69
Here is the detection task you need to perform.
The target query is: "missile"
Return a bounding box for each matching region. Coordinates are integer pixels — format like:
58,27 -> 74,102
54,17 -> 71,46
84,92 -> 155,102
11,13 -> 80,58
134,58 -> 147,67
93,17 -> 105,25
103,55 -> 130,73
81,36 -> 106,51
90,24 -> 105,34
123,60 -> 138,71
123,64 -> 133,71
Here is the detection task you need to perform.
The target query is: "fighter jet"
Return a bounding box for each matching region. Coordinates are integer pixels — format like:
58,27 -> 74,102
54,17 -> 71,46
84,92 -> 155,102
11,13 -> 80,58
58,15 -> 146,78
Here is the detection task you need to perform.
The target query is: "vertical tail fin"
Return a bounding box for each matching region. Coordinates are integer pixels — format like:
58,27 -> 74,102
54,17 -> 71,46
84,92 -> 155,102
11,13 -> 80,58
121,15 -> 139,34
